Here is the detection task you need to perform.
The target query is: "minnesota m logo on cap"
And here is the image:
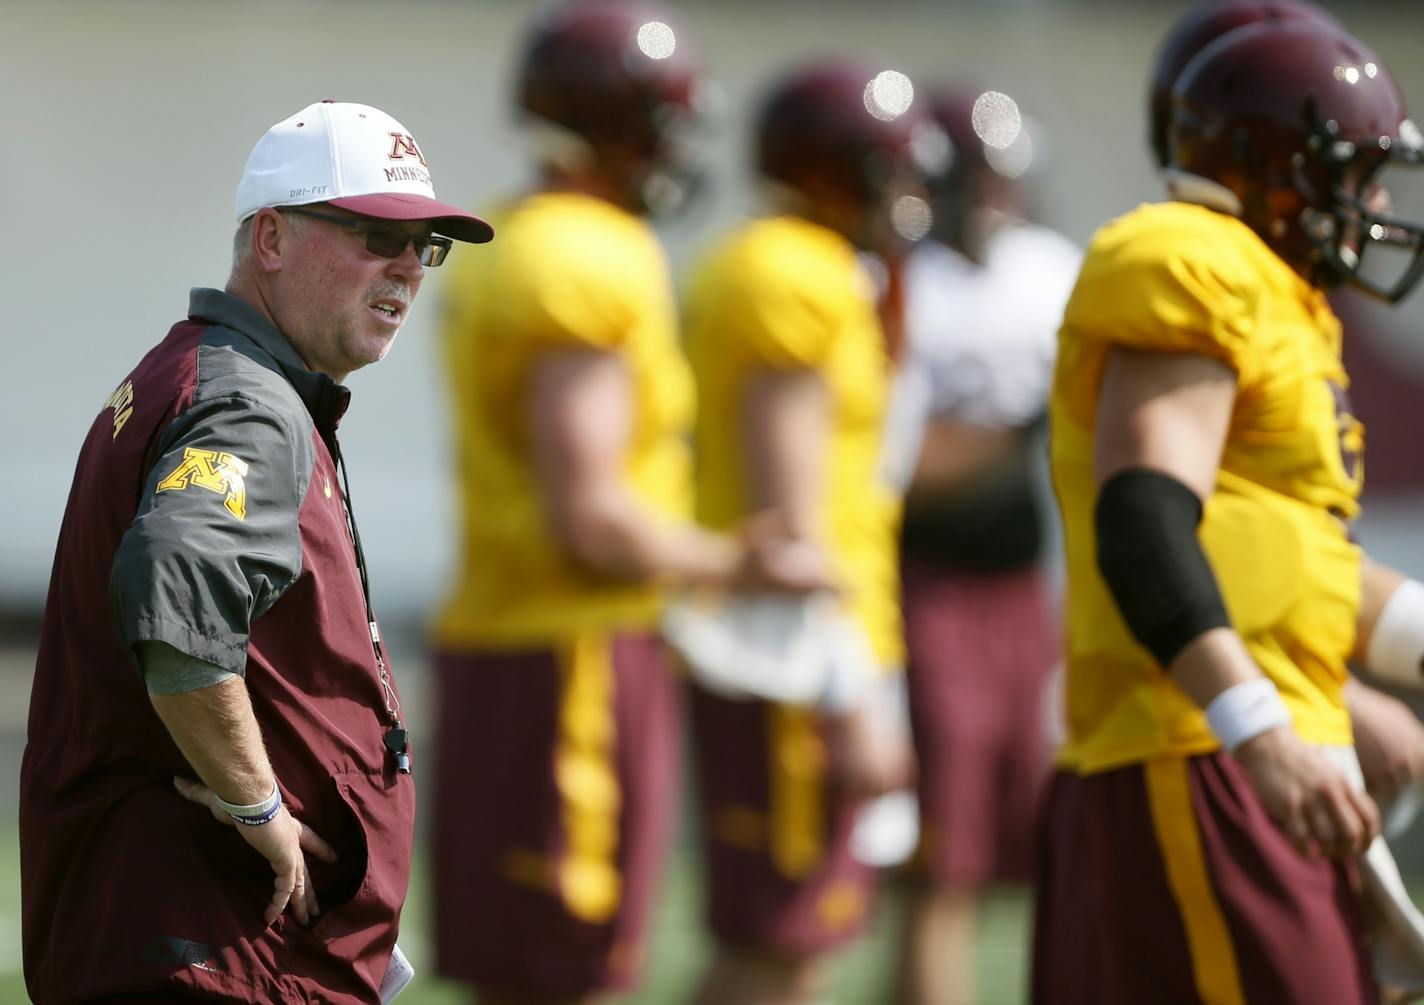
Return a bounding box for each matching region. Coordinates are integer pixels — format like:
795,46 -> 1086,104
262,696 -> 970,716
388,133 -> 428,167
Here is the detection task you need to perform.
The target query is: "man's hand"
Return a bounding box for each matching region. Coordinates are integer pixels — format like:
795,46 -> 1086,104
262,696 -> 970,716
1348,679 -> 1424,805
1233,725 -> 1380,857
733,510 -> 839,595
174,776 -> 338,926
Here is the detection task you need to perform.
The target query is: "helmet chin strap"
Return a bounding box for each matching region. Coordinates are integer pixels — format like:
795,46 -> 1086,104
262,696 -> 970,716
1163,168 -> 1245,216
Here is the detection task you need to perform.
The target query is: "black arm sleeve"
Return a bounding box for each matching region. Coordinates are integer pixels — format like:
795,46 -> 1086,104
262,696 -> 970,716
1094,467 -> 1231,668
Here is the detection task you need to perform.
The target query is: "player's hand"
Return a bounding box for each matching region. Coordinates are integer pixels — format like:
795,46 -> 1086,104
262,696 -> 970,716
174,776 -> 338,927
733,510 -> 838,595
1347,681 -> 1424,804
1233,726 -> 1379,858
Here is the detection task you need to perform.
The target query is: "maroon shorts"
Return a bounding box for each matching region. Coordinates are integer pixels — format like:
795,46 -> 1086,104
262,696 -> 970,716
1032,755 -> 1378,1005
902,560 -> 1054,888
688,682 -> 876,959
431,633 -> 679,996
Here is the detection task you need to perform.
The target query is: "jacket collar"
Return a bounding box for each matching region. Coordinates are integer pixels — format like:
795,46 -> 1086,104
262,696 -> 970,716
187,287 -> 350,437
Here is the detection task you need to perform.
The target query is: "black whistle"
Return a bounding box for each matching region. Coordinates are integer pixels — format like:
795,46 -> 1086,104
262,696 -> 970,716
384,727 -> 411,774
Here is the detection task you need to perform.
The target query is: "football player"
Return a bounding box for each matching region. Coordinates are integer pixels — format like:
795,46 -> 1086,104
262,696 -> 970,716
679,60 -> 932,1005
1148,0 -> 1424,816
884,84 -> 1081,1005
429,3 -> 826,1002
1033,18 -> 1424,1004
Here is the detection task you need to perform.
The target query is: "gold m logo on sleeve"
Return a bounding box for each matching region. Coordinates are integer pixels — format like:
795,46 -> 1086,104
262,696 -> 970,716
155,448 -> 250,521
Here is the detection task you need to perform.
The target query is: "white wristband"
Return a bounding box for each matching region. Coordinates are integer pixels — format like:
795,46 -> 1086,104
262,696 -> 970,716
1366,578 -> 1424,687
1204,678 -> 1291,752
213,781 -> 281,825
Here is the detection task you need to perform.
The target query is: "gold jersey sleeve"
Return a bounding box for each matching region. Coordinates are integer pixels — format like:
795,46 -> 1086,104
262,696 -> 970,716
434,192 -> 694,645
1051,202 -> 1362,772
683,216 -> 903,669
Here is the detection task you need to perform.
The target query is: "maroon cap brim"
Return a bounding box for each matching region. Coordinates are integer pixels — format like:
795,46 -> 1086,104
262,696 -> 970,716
328,192 -> 494,244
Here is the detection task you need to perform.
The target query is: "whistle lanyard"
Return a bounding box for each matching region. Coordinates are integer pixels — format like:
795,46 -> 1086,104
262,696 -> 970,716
334,443 -> 411,774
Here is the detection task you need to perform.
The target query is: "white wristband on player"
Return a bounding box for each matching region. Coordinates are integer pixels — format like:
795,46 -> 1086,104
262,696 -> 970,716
1366,578 -> 1424,688
1205,677 -> 1291,752
213,781 -> 281,826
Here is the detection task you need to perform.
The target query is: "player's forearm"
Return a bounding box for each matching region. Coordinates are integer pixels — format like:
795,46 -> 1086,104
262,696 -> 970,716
554,481 -> 742,587
744,369 -> 828,541
1168,627 -> 1269,709
1093,466 -> 1288,747
149,673 -> 277,806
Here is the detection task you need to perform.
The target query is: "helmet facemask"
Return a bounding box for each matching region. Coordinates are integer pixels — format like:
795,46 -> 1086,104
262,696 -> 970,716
1298,113 -> 1424,302
1167,19 -> 1424,302
634,94 -> 715,219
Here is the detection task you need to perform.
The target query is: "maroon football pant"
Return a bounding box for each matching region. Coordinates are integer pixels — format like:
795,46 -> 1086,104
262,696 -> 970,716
1032,753 -> 1378,1005
688,682 -> 876,958
902,560 -> 1054,888
431,633 -> 679,997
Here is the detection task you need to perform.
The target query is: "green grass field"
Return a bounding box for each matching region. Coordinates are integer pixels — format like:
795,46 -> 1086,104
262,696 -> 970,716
0,825 -> 1034,1004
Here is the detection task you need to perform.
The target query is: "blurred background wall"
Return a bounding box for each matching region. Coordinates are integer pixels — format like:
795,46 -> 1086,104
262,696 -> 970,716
5,0 -> 1423,633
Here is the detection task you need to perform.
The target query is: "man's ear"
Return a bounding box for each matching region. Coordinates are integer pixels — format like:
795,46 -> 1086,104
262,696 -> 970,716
251,208 -> 289,273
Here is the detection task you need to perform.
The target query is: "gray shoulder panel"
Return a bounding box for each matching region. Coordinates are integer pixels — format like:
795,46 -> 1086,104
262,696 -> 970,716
192,332 -> 317,506
110,335 -> 316,674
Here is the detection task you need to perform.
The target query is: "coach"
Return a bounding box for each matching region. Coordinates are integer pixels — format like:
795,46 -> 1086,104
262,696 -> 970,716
19,100 -> 492,1004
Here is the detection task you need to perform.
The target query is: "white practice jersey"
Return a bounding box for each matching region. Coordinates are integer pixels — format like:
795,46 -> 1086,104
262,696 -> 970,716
881,224 -> 1082,490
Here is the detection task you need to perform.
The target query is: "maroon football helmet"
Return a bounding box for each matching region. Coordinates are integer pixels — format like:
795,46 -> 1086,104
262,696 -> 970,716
923,84 -> 1038,258
515,0 -> 707,213
1147,0 -> 1341,169
927,87 -> 989,177
757,60 -> 942,250
1171,21 -> 1424,302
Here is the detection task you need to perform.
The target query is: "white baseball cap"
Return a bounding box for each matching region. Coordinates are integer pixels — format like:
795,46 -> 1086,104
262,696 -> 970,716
235,100 -> 493,244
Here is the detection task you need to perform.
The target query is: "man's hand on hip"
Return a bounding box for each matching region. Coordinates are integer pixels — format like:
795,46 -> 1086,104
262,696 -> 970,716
175,776 -> 338,926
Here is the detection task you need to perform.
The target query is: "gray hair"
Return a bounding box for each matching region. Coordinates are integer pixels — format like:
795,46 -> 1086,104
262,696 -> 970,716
230,210 -> 304,274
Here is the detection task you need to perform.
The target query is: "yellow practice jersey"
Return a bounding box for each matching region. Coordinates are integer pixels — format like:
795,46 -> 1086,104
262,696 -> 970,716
1052,201 -> 1362,773
683,215 -> 903,669
434,191 -> 694,646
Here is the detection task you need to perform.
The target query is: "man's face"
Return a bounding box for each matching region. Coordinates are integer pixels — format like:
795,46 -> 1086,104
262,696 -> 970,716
270,207 -> 430,381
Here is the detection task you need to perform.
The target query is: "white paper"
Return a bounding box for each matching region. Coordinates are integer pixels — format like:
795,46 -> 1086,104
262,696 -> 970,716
662,594 -> 876,707
379,943 -> 415,1004
1383,777 -> 1424,842
849,789 -> 920,868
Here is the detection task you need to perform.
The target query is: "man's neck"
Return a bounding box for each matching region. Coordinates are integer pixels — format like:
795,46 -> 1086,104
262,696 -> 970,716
223,274 -> 333,379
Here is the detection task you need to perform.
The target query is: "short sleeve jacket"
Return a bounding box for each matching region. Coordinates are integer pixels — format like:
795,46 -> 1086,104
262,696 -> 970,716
20,288 -> 415,1004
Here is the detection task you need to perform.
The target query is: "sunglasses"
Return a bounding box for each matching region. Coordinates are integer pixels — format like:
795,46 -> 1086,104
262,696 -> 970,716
282,207 -> 453,267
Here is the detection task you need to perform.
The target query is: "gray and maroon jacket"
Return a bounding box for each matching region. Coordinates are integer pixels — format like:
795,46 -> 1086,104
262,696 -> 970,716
20,288 -> 416,1004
